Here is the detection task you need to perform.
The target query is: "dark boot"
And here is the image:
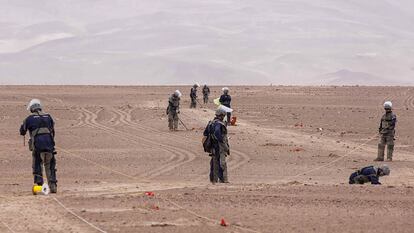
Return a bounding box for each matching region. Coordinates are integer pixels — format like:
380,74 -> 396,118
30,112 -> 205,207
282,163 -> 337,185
50,183 -> 57,193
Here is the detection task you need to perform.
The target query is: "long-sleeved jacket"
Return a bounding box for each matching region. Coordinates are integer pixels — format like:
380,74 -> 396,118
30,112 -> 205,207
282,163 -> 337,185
167,95 -> 180,113
219,94 -> 231,108
190,87 -> 197,99
379,111 -> 397,136
349,166 -> 381,185
202,86 -> 210,96
205,118 -> 229,155
20,111 -> 55,152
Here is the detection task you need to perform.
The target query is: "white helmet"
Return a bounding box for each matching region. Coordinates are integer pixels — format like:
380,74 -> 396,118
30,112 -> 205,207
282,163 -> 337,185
379,164 -> 390,175
194,83 -> 200,87
383,101 -> 392,109
215,108 -> 227,116
218,105 -> 233,113
174,90 -> 182,98
222,87 -> 229,93
27,99 -> 42,112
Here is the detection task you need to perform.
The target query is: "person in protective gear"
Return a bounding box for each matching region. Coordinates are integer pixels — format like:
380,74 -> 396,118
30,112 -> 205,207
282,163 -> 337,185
219,87 -> 232,124
349,164 -> 390,185
375,101 -> 397,161
190,83 -> 199,108
203,107 -> 230,183
20,99 -> 57,193
167,90 -> 181,131
202,84 -> 210,104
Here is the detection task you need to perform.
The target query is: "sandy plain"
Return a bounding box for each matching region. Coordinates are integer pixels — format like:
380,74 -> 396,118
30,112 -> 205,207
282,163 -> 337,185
0,86 -> 413,233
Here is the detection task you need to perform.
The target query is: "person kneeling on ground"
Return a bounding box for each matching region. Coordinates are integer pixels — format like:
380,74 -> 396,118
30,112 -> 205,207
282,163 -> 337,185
349,164 -> 390,185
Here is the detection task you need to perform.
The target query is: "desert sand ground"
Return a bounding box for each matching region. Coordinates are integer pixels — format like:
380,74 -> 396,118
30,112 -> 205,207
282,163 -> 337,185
0,86 -> 413,233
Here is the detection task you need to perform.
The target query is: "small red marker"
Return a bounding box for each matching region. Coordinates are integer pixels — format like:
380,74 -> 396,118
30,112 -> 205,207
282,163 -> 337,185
145,191 -> 155,197
220,218 -> 228,227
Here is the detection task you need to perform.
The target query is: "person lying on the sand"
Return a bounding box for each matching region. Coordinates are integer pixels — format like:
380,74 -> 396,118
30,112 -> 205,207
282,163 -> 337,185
349,165 -> 390,185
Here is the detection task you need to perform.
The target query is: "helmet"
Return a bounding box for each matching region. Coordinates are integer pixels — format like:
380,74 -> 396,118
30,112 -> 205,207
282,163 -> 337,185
215,105 -> 233,117
215,108 -> 227,116
379,164 -> 390,176
174,90 -> 182,98
193,83 -> 200,88
27,99 -> 42,112
222,87 -> 229,93
219,104 -> 233,113
384,101 -> 392,109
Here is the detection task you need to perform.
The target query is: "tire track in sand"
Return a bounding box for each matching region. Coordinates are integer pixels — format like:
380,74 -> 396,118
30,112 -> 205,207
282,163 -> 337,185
179,109 -> 251,172
112,107 -> 201,179
79,107 -> 179,179
402,88 -> 414,109
122,107 -> 249,174
79,107 -> 193,180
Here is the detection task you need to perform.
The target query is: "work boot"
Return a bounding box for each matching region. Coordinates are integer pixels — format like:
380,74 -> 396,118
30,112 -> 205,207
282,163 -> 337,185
50,183 -> 57,193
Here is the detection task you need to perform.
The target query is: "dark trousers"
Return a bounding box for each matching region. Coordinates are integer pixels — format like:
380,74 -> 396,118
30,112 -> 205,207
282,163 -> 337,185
190,98 -> 197,108
209,147 -> 228,183
32,150 -> 57,185
226,112 -> 231,124
210,156 -> 225,183
349,172 -> 369,184
203,95 -> 209,104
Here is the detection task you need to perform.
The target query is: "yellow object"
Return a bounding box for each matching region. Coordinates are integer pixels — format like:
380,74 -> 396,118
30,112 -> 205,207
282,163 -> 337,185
32,185 -> 43,195
213,98 -> 221,106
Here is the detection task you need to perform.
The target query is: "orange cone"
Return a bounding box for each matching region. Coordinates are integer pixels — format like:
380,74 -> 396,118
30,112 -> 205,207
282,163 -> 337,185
220,218 -> 228,227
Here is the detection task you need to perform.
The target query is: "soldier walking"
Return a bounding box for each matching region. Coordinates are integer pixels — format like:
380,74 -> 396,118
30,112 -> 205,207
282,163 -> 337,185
375,101 -> 397,161
167,90 -> 181,131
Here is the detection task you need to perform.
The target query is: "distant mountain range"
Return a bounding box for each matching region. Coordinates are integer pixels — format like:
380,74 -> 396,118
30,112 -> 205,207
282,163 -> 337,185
0,0 -> 413,85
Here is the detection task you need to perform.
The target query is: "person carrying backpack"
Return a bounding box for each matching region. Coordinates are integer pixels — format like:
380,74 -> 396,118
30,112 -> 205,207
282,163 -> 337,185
203,108 -> 230,183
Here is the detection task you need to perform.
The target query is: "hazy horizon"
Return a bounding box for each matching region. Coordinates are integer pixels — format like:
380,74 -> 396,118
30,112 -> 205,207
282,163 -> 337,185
1,0 -> 413,85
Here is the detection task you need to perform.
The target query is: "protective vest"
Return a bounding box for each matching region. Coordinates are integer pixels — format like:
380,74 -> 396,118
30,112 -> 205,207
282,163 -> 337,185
203,87 -> 210,95
379,112 -> 396,136
29,112 -> 53,151
211,119 -> 229,155
168,96 -> 180,112
220,94 -> 231,107
190,88 -> 197,99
